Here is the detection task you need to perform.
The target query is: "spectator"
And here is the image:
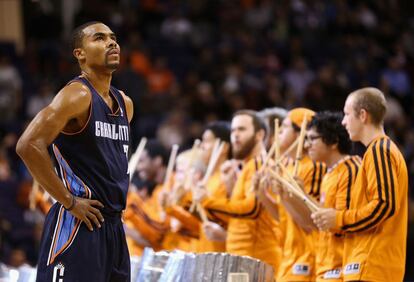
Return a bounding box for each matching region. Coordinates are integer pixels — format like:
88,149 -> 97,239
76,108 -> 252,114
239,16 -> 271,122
0,54 -> 22,123
283,57 -> 315,102
26,82 -> 55,119
382,56 -> 411,96
147,57 -> 175,95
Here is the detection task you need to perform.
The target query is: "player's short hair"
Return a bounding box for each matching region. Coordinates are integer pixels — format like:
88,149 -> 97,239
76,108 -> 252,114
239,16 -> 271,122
349,87 -> 387,126
71,21 -> 103,49
233,110 -> 268,137
308,111 -> 351,155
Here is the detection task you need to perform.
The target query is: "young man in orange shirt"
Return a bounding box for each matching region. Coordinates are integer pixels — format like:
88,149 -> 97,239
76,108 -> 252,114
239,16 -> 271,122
263,108 -> 325,281
312,88 -> 408,282
306,111 -> 360,281
194,110 -> 280,272
197,121 -> 232,252
124,140 -> 169,255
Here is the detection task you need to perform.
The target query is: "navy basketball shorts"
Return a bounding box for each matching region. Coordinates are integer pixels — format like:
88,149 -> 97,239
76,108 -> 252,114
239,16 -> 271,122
36,203 -> 130,282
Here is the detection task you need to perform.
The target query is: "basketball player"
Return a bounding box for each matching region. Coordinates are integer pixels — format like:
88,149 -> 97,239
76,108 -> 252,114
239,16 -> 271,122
312,88 -> 408,282
16,22 -> 133,281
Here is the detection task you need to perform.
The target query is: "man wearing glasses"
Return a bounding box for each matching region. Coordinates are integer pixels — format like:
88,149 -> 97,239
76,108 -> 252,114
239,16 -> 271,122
306,111 -> 360,281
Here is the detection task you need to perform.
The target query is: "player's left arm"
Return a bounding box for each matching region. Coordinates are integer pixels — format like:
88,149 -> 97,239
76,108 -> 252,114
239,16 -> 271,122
120,90 -> 134,123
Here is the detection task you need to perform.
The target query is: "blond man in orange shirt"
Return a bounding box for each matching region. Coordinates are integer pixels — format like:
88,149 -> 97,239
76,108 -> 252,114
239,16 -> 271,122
312,88 -> 408,282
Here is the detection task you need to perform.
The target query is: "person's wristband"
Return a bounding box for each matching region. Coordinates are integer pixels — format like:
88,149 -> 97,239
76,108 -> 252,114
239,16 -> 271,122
64,194 -> 76,211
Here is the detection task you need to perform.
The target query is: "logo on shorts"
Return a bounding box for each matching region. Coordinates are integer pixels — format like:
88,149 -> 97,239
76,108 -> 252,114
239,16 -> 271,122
292,264 -> 310,276
53,262 -> 65,282
323,268 -> 341,279
344,263 -> 360,275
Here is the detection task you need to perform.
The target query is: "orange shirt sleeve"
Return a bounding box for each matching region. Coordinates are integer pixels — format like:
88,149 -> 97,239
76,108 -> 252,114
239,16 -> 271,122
196,171 -> 230,226
336,139 -> 400,232
280,156 -> 325,230
125,210 -> 163,246
36,191 -> 52,214
165,205 -> 201,236
200,158 -> 261,219
335,156 -> 360,210
201,193 -> 259,218
307,160 -> 326,199
124,192 -> 169,246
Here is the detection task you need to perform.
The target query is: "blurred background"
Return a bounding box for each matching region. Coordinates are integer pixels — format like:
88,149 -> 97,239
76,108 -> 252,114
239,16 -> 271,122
0,0 -> 413,280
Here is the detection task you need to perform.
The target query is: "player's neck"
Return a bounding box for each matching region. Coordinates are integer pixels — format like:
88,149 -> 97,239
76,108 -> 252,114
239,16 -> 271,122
360,125 -> 385,147
81,69 -> 112,96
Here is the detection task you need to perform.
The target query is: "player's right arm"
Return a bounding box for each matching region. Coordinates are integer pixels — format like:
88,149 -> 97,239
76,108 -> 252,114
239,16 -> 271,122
16,82 -> 104,231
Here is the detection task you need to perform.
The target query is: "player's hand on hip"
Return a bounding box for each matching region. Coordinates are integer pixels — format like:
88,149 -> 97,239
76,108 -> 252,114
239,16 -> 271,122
68,197 -> 105,231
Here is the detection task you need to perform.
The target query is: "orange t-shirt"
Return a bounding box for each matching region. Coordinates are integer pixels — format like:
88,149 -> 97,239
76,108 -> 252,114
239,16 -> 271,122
335,136 -> 408,282
130,50 -> 151,76
197,171 -> 228,253
123,185 -> 169,255
147,69 -> 174,94
278,155 -> 326,282
201,157 -> 280,271
316,156 -> 360,281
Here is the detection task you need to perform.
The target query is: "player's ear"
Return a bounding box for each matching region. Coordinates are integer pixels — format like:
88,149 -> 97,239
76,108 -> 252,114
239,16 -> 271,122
73,48 -> 85,61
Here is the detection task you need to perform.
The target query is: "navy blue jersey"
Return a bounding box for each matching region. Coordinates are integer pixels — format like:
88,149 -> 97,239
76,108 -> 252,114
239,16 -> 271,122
51,76 -> 130,213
